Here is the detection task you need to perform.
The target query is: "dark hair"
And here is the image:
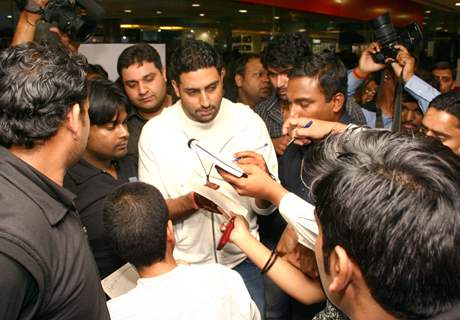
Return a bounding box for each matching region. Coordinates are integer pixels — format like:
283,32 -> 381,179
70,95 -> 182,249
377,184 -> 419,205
261,32 -> 311,70
87,64 -> 108,79
169,40 -> 222,83
234,53 -> 260,77
117,44 -> 163,77
431,61 -> 456,80
310,130 -> 460,318
103,182 -> 169,269
87,79 -> 128,125
289,52 -> 347,103
429,91 -> 460,124
0,42 -> 87,149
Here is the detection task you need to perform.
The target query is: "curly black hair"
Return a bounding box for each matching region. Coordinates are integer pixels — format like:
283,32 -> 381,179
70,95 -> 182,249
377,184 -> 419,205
0,42 -> 87,149
261,32 -> 311,70
169,40 -> 222,83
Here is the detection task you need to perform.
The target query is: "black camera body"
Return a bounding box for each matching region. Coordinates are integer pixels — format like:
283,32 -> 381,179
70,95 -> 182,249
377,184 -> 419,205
370,12 -> 423,64
16,0 -> 105,43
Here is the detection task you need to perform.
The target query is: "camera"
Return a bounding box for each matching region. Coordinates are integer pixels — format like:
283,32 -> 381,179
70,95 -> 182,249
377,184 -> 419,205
370,12 -> 423,64
16,0 -> 105,43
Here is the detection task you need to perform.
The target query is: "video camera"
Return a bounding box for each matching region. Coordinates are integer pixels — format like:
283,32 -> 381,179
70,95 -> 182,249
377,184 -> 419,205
16,0 -> 105,43
370,12 -> 423,64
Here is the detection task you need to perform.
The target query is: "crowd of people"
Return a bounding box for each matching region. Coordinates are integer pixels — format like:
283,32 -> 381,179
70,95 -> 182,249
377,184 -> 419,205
0,1 -> 459,320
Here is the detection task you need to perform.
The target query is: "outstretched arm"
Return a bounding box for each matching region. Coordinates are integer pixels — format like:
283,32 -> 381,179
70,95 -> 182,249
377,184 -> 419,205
222,216 -> 325,305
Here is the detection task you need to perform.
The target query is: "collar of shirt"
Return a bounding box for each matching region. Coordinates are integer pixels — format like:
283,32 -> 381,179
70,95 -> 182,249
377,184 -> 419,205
0,146 -> 76,226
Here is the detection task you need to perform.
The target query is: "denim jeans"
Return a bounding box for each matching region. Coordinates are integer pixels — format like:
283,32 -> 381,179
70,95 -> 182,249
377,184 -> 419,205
234,258 -> 265,318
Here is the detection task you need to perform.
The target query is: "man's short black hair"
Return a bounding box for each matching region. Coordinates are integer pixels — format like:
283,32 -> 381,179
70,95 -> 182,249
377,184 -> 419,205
261,32 -> 311,70
169,40 -> 222,83
103,182 -> 169,269
310,129 -> 460,319
117,44 -> 163,77
87,64 -> 108,79
431,61 -> 453,71
234,53 -> 260,77
429,91 -> 460,125
0,42 -> 87,149
87,79 -> 128,125
289,52 -> 347,103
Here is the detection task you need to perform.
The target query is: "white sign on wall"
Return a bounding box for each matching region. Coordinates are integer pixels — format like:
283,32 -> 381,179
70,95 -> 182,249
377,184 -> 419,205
79,43 -> 166,81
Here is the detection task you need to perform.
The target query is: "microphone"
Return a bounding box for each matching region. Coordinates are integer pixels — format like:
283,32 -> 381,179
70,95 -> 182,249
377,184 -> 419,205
187,138 -> 197,149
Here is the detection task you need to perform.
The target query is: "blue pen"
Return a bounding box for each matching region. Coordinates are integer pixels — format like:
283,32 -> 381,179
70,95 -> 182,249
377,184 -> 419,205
287,120 -> 314,146
232,143 -> 269,162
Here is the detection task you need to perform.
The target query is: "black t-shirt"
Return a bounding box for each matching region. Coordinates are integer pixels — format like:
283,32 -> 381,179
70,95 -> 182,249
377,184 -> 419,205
0,146 -> 110,320
64,156 -> 138,279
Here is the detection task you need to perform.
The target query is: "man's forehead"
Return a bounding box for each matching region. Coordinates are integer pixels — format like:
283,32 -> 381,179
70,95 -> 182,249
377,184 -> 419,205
433,68 -> 453,77
424,107 -> 460,129
178,67 -> 220,87
267,66 -> 292,74
122,61 -> 161,78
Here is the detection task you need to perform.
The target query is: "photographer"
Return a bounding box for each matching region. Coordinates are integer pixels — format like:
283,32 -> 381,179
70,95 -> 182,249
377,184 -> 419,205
12,0 -> 100,52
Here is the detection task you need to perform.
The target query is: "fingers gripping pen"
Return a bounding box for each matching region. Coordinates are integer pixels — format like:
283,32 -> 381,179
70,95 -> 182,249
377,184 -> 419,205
217,216 -> 235,250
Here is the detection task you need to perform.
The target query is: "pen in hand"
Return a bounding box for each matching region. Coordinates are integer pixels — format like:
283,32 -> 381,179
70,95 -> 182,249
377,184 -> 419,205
286,120 -> 314,146
232,143 -> 269,162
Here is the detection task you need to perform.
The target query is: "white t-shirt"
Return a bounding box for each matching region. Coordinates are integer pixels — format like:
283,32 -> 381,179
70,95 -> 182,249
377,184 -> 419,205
107,264 -> 261,320
138,98 -> 277,267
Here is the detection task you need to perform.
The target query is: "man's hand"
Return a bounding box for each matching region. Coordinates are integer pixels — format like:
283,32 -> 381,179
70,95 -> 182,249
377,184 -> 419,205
356,42 -> 386,76
233,151 -> 269,173
390,44 -> 415,83
272,135 -> 291,156
277,224 -> 319,279
282,117 -> 347,146
193,182 -> 221,214
217,164 -> 286,205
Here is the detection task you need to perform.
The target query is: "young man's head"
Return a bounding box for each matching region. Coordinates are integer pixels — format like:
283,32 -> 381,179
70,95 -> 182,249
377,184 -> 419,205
431,61 -> 455,94
117,44 -> 167,117
401,92 -> 423,132
103,182 -> 173,271
85,79 -> 129,162
422,91 -> 460,155
261,33 -> 311,101
170,40 -> 224,123
309,130 -> 460,319
234,53 -> 271,107
287,52 -> 347,122
0,42 -> 88,163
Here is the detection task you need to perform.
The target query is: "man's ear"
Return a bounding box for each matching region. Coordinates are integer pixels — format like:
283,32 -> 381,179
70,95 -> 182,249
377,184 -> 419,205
166,220 -> 175,245
328,245 -> 353,294
235,74 -> 244,88
66,103 -> 81,139
162,66 -> 167,82
331,93 -> 345,113
221,68 -> 226,79
172,80 -> 180,98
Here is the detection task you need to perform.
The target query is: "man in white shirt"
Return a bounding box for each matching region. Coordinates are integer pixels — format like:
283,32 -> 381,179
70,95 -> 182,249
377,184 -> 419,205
138,40 -> 277,314
103,182 -> 260,320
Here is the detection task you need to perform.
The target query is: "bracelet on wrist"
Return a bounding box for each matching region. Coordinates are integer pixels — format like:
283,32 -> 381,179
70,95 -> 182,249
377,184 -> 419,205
189,192 -> 199,210
261,249 -> 278,274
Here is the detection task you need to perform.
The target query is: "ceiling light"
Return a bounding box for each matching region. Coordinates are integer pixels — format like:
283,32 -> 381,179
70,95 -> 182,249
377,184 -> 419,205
239,9 -> 248,13
190,29 -> 195,33
456,2 -> 460,5
425,10 -> 431,13
158,28 -> 162,32
7,15 -> 12,19
435,26 -> 442,30
200,13 -> 205,17
124,9 -> 132,13
298,28 -> 307,32
274,16 -> 280,20
156,10 -> 162,14
192,3 -> 200,7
